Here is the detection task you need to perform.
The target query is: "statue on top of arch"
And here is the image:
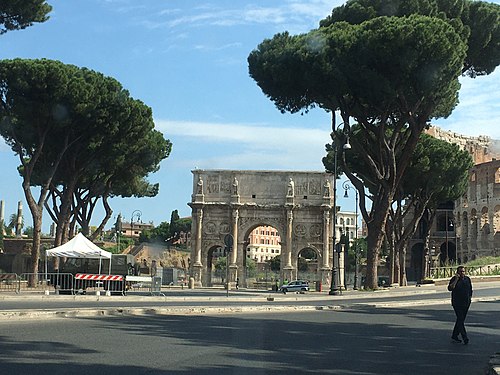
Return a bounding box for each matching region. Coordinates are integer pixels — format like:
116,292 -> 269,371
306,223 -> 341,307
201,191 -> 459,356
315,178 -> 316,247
287,177 -> 295,197
232,177 -> 239,196
324,179 -> 331,198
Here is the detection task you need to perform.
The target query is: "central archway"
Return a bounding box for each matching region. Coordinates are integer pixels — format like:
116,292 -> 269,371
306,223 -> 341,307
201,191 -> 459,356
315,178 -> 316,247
243,224 -> 281,290
188,170 -> 337,289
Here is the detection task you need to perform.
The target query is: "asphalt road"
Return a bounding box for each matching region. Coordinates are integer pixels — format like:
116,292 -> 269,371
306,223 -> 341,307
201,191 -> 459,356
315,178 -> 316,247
0,301 -> 499,375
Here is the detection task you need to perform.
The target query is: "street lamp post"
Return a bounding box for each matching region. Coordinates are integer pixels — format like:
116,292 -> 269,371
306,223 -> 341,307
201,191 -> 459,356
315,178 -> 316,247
343,181 -> 359,290
445,211 -> 455,265
115,213 -> 122,252
329,126 -> 351,296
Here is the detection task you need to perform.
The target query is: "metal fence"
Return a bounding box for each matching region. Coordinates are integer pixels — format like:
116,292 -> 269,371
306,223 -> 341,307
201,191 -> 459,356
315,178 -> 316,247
124,275 -> 164,295
18,273 -> 74,294
0,272 -> 127,295
430,265 -> 500,279
0,273 -> 20,293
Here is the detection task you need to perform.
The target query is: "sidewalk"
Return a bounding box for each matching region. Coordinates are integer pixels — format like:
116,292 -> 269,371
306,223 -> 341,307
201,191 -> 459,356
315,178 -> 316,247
1,280 -> 499,317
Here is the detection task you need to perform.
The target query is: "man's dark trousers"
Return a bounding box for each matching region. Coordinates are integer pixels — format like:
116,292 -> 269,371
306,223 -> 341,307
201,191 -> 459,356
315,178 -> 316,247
452,303 -> 470,340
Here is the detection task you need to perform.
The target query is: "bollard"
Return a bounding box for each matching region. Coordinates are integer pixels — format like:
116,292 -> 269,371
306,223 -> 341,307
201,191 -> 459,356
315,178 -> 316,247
189,277 -> 195,289
44,290 -> 50,296
96,290 -> 101,296
105,290 -> 111,296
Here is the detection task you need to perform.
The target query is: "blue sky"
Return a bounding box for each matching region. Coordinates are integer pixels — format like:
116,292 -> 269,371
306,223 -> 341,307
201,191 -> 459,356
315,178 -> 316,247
1,0 -> 499,232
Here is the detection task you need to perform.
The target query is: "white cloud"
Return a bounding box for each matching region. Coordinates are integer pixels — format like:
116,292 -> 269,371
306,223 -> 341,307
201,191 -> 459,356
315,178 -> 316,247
155,119 -> 330,170
156,119 -> 329,149
134,1 -> 343,33
194,42 -> 242,51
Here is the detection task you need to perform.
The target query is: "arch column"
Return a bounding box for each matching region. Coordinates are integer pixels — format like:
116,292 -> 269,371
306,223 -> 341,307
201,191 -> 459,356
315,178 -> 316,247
191,207 -> 203,287
322,209 -> 330,268
338,245 -> 345,289
282,208 -> 294,282
228,208 -> 239,288
319,209 -> 333,287
231,209 -> 239,265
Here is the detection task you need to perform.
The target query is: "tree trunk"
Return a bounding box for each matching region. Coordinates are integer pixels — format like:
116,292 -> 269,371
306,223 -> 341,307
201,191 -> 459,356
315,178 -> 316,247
364,190 -> 392,289
89,195 -> 113,241
365,220 -> 386,289
399,244 -> 408,286
22,180 -> 45,287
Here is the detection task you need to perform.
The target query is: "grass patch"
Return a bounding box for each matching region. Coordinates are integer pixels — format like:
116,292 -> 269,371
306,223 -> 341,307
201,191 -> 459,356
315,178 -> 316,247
464,256 -> 500,268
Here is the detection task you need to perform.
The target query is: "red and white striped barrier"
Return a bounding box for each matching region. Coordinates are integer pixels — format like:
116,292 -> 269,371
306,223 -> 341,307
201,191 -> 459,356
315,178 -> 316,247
75,273 -> 124,281
0,274 -> 18,280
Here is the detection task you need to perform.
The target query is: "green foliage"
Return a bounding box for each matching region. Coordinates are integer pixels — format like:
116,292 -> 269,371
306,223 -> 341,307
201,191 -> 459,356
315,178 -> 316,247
138,211 -> 191,245
214,256 -> 227,278
0,58 -> 172,270
22,226 -> 33,237
269,255 -> 281,272
140,221 -> 170,243
353,237 -> 367,259
105,236 -> 132,254
404,133 -> 473,205
249,14 -> 466,119
7,213 -> 22,234
320,0 -> 500,77
169,210 -> 191,239
246,257 -> 257,278
0,58 -> 172,241
0,0 -> 52,34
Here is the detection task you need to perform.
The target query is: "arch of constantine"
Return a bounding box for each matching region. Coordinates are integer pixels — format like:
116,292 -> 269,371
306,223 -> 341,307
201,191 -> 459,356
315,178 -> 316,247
188,170 -> 340,288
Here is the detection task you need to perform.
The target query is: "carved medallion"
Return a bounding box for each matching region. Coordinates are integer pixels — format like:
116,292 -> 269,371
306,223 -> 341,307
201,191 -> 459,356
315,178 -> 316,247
310,224 -> 322,237
204,221 -> 216,234
295,224 -> 306,237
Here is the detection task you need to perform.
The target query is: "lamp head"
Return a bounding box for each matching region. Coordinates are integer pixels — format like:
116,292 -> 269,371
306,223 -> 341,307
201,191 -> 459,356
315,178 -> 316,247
343,136 -> 352,150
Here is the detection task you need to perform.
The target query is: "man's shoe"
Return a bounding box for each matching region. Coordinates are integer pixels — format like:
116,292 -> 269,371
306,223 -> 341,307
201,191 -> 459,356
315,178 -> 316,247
451,337 -> 462,343
463,338 -> 469,345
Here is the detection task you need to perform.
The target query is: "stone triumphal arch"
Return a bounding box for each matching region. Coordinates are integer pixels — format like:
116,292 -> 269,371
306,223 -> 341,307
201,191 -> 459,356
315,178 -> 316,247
188,170 -> 339,288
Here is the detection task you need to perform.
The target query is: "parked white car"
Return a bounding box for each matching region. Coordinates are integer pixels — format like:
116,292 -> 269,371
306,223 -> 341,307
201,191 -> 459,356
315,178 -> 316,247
279,280 -> 309,293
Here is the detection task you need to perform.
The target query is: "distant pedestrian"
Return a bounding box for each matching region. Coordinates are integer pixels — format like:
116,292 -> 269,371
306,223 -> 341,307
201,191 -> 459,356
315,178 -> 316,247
448,265 -> 473,344
236,278 -> 239,290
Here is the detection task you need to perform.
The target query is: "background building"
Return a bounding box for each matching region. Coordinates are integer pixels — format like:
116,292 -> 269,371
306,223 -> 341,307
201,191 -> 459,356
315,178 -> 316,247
246,225 -> 281,262
120,221 -> 154,239
407,126 -> 500,282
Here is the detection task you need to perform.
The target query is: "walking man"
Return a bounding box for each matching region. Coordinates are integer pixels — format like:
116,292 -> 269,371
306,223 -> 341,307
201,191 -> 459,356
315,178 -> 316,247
448,265 -> 473,344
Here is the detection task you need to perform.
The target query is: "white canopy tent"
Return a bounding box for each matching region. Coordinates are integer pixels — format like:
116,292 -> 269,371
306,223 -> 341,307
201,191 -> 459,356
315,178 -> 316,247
46,233 -> 112,275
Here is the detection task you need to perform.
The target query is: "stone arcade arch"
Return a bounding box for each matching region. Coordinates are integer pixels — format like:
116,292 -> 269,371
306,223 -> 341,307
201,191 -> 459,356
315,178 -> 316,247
188,170 -> 337,288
